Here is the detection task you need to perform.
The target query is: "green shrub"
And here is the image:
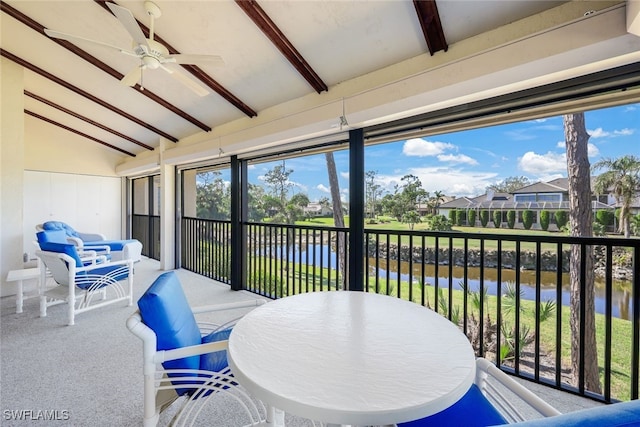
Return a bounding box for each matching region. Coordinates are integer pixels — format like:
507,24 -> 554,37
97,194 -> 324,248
540,210 -> 550,231
522,210 -> 534,230
592,222 -> 606,236
449,209 -> 457,225
480,210 -> 489,227
468,210 -> 477,227
493,210 -> 501,228
456,209 -> 466,226
506,210 -> 516,229
555,210 -> 568,230
425,214 -> 451,231
595,210 -> 614,226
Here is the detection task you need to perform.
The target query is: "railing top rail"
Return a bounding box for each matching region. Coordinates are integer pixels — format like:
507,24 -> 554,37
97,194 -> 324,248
364,228 -> 640,248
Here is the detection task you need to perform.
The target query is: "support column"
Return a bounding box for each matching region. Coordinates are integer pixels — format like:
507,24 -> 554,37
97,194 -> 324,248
348,128 -> 365,291
159,139 -> 175,270
230,155 -> 247,291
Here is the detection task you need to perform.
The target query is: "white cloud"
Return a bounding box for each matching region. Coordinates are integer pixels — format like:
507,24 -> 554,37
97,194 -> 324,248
556,140 -> 565,148
377,167 -> 498,198
340,171 -> 349,179
402,138 -> 455,157
518,151 -> 566,175
588,127 -> 609,138
614,128 -> 634,136
317,184 -> 330,193
437,153 -> 478,165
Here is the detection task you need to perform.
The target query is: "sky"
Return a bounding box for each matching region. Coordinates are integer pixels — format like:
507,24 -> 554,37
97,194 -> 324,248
244,103 -> 639,202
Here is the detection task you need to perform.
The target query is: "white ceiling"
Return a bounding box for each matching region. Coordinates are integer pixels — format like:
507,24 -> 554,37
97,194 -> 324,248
2,0 -> 638,165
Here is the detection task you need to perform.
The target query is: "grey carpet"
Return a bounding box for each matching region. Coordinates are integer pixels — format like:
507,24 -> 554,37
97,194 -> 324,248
0,259 -> 314,426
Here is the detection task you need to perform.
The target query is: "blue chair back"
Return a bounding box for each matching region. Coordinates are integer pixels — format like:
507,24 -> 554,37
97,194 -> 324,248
138,271 -> 202,395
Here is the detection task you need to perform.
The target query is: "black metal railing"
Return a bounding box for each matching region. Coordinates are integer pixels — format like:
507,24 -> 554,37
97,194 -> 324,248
132,214 -> 160,260
181,217 -> 231,284
179,218 -> 639,404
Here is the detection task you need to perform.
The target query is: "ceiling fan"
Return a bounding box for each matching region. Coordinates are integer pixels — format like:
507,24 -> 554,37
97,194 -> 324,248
44,1 -> 224,96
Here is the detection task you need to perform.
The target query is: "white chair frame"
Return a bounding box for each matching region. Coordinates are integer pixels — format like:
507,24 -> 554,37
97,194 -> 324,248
36,249 -> 133,326
127,299 -> 279,427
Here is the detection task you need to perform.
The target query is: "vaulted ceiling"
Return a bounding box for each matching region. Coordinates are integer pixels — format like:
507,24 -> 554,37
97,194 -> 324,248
2,1 -> 639,167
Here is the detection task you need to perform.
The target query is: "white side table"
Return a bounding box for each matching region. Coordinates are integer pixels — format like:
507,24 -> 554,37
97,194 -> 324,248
6,268 -> 40,313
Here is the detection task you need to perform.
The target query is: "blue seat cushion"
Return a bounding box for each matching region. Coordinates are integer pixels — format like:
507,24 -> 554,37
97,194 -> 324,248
84,239 -> 137,251
398,384 -> 507,427
138,271 -> 202,395
200,327 -> 233,372
496,399 -> 640,427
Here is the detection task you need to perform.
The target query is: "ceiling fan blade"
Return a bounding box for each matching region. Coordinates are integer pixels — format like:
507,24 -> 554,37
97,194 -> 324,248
121,66 -> 142,87
106,2 -> 149,50
160,65 -> 209,97
44,29 -> 132,55
164,54 -> 225,67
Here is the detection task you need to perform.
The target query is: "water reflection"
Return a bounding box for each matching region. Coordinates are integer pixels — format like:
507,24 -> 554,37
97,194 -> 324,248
259,243 -> 633,321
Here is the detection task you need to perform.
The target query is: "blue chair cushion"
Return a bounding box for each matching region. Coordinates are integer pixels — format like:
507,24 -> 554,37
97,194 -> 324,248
495,399 -> 640,427
398,384 -> 507,427
38,239 -> 83,268
36,230 -> 69,245
200,327 -> 233,372
42,221 -> 79,238
137,271 -> 202,396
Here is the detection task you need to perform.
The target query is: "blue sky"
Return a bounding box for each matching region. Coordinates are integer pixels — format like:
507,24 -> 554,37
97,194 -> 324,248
246,103 -> 639,201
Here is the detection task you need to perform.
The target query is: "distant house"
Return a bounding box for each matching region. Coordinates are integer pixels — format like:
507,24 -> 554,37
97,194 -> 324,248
437,178 -> 616,229
304,202 -> 333,217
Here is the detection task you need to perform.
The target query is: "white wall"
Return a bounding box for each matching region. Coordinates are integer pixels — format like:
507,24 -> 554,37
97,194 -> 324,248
23,171 -> 122,262
1,58 -> 25,297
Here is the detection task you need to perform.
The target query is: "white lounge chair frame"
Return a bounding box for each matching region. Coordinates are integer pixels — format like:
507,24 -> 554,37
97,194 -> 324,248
36,249 -> 133,326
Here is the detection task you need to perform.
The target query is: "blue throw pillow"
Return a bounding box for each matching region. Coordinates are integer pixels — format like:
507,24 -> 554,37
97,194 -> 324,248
38,240 -> 83,268
200,328 -> 233,372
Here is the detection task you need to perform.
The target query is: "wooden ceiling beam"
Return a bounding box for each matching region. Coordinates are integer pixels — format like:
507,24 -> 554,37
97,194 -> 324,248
25,110 -> 136,157
1,49 -> 178,142
24,90 -> 154,151
95,0 -> 257,118
235,0 -> 328,94
413,0 -> 448,56
1,1 -> 210,133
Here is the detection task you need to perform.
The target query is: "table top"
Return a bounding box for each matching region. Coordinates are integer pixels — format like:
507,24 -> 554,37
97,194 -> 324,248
228,291 -> 476,426
6,267 -> 40,281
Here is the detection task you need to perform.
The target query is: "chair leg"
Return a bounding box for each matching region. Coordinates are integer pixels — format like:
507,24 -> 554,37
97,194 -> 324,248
265,406 -> 285,427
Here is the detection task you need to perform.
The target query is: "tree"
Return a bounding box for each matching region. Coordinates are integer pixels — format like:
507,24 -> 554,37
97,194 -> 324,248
592,155 -> 640,238
428,190 -> 446,215
479,210 -> 489,227
555,210 -> 568,230
286,193 -> 310,223
492,210 -> 501,228
486,176 -> 532,193
564,112 -> 600,393
247,183 -> 267,222
365,170 -> 384,219
522,210 -> 534,230
325,152 -> 347,290
401,210 -> 421,230
540,210 -> 550,231
264,161 -> 293,207
506,210 -> 516,229
468,209 -> 477,227
196,171 -> 230,220
384,174 -> 428,221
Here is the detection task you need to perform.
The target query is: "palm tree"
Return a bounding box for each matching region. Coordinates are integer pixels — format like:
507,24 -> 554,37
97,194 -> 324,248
592,155 -> 640,238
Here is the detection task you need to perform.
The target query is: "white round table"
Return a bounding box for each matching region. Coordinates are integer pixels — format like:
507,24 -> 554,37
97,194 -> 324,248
228,291 -> 476,426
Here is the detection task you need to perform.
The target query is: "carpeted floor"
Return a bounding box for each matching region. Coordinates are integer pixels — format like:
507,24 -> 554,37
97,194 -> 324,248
0,258 -> 315,426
